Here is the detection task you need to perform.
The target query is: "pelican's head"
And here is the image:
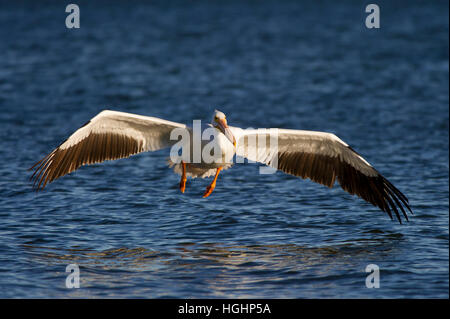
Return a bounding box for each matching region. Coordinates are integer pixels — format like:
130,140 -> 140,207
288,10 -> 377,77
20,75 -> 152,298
212,109 -> 236,147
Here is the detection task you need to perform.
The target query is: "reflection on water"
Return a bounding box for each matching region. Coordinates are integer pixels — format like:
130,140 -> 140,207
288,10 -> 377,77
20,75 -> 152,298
24,235 -> 403,270
22,234 -> 404,298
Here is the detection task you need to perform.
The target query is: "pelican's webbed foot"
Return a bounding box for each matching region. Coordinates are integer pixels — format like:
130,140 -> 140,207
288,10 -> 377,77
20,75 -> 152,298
202,167 -> 222,198
179,161 -> 187,193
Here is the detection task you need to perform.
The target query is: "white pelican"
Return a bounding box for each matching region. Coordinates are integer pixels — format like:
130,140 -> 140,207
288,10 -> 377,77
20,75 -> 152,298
30,109 -> 412,223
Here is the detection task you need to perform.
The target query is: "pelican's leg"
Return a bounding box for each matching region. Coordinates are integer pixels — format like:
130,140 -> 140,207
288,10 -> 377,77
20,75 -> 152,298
203,167 -> 222,198
179,161 -> 187,193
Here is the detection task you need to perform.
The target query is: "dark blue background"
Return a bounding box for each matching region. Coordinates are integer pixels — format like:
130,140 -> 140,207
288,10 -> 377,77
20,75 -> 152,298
0,0 -> 448,298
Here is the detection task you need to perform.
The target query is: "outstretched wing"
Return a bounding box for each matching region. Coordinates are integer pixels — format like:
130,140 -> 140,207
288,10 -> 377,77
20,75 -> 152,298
30,110 -> 186,190
230,127 -> 412,223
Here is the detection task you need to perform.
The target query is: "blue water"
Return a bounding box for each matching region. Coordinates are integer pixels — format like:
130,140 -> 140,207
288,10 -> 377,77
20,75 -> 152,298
0,0 -> 448,298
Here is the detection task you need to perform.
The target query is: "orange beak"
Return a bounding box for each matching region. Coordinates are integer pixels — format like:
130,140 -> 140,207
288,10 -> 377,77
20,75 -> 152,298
217,118 -> 236,147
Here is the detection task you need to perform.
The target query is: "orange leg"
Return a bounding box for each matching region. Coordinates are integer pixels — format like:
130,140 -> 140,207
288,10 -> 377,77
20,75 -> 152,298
203,167 -> 222,198
179,161 -> 187,193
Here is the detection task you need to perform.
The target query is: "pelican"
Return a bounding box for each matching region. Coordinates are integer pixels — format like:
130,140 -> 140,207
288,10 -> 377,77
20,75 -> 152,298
30,109 -> 412,223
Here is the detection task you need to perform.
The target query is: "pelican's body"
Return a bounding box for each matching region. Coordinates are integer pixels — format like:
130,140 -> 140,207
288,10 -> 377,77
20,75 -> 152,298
31,109 -> 412,223
168,122 -> 235,179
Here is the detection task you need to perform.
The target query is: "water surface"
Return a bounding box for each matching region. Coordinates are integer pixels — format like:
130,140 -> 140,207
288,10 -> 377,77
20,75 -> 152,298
0,0 -> 448,298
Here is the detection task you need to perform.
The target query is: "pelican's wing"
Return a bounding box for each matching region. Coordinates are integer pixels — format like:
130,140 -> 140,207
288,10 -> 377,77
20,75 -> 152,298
230,127 -> 412,223
30,110 -> 186,190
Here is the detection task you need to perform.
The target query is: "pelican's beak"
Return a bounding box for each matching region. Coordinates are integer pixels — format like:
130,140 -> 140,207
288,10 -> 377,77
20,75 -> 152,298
217,118 -> 236,147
